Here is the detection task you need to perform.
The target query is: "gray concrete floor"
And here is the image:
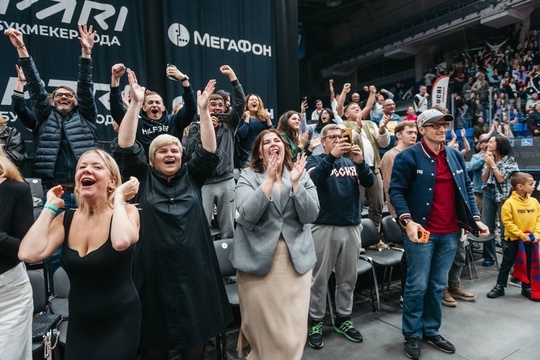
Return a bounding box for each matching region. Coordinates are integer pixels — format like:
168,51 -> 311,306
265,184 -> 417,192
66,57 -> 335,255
210,248 -> 540,360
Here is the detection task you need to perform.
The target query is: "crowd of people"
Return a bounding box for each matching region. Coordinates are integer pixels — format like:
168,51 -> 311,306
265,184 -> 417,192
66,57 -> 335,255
1,22 -> 539,360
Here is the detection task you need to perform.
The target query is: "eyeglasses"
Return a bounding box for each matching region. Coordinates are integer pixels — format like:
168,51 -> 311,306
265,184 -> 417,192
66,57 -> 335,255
323,135 -> 340,140
54,92 -> 75,99
423,122 -> 450,130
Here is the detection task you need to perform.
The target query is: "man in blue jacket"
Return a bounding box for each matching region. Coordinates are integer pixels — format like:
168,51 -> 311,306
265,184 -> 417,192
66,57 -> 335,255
306,123 -> 374,349
390,109 -> 489,360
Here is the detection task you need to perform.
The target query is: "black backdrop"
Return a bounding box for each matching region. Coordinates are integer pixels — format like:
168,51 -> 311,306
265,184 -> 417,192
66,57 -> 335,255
0,0 -> 299,162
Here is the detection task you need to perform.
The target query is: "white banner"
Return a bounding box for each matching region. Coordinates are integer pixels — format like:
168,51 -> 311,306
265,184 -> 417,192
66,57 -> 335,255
431,75 -> 449,109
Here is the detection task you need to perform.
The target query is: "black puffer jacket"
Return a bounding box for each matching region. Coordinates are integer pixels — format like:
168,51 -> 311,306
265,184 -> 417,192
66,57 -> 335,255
19,56 -> 97,180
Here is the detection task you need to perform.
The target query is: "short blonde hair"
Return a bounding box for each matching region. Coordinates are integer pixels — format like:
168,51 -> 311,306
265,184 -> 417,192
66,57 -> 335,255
148,134 -> 183,166
75,149 -> 122,211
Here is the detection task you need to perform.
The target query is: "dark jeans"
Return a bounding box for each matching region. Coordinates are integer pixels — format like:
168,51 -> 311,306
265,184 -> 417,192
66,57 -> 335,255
482,186 -> 501,262
496,240 -> 531,289
402,232 -> 459,339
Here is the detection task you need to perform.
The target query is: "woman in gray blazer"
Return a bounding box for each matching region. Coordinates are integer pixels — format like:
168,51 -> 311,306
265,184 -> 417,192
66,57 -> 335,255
231,129 -> 320,360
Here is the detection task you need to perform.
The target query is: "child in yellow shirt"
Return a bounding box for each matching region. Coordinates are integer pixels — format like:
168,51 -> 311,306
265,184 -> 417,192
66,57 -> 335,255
486,172 -> 540,301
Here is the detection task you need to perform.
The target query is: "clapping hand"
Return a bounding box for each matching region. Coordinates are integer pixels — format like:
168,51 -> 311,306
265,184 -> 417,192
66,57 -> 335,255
291,153 -> 307,185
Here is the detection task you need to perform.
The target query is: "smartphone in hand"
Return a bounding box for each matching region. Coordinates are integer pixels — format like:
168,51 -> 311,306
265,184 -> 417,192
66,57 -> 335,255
417,227 -> 430,243
341,128 -> 353,145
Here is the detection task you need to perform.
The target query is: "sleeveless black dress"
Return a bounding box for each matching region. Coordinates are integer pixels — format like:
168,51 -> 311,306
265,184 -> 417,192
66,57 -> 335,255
61,210 -> 141,360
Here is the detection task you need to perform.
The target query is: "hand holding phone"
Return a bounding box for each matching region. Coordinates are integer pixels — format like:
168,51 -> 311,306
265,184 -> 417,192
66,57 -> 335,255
341,128 -> 353,145
210,113 -> 232,123
417,227 -> 430,243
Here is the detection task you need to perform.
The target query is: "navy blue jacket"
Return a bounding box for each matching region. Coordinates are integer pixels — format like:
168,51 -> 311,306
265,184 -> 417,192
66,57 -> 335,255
307,153 -> 374,226
389,141 -> 481,235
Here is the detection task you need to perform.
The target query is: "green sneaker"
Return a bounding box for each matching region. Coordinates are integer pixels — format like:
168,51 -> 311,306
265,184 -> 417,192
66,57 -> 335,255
334,319 -> 363,342
308,320 -> 324,349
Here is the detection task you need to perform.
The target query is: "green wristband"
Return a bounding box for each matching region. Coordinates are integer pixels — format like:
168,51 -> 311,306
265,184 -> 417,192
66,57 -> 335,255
43,204 -> 58,215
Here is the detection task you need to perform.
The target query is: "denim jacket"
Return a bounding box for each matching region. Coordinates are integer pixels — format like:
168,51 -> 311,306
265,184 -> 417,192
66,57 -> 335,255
390,142 -> 481,235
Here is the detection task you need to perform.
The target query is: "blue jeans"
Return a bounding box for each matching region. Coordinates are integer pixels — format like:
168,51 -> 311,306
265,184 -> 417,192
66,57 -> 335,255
402,232 -> 459,339
481,186 -> 500,262
42,191 -> 77,293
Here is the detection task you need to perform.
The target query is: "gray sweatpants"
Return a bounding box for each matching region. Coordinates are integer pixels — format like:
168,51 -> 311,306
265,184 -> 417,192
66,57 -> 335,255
201,178 -> 236,239
309,223 -> 361,320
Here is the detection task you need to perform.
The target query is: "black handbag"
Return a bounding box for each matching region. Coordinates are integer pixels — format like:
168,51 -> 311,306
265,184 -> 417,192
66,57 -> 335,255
32,313 -> 63,341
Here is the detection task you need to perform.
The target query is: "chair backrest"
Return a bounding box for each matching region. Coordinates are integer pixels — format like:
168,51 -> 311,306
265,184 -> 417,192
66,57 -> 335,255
52,267 -> 70,298
27,270 -> 47,313
213,238 -> 236,277
381,215 -> 404,245
361,218 -> 379,248
25,178 -> 43,200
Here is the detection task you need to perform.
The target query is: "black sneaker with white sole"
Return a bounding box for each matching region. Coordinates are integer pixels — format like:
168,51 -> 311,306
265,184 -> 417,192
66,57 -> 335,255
308,320 -> 324,349
422,334 -> 456,353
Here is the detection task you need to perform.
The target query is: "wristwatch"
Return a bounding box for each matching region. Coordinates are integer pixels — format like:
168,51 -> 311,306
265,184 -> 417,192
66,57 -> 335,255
180,75 -> 189,82
400,218 -> 412,228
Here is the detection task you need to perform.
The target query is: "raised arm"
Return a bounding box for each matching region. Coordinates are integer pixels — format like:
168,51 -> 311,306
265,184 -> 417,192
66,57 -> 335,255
447,129 -> 458,148
167,65 -> 196,136
220,65 -> 246,129
18,186 -> 66,263
361,85 -> 376,120
111,177 -> 140,251
5,28 -> 50,124
336,83 -> 350,117
110,63 -> 127,124
76,23 -> 98,122
12,64 -> 37,131
117,69 -> 145,148
328,79 -> 335,102
460,128 -> 470,157
197,79 -> 217,153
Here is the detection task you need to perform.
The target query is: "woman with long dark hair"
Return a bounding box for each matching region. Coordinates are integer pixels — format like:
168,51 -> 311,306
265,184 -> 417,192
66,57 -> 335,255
303,107 -> 343,155
481,134 -> 519,266
277,110 -> 310,161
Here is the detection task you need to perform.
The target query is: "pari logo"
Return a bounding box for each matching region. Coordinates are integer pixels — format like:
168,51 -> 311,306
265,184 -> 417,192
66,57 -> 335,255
168,23 -> 190,47
167,23 -> 272,57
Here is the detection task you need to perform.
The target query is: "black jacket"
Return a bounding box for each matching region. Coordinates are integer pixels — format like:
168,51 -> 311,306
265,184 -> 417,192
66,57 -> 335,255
19,56 -> 97,181
0,125 -> 27,168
